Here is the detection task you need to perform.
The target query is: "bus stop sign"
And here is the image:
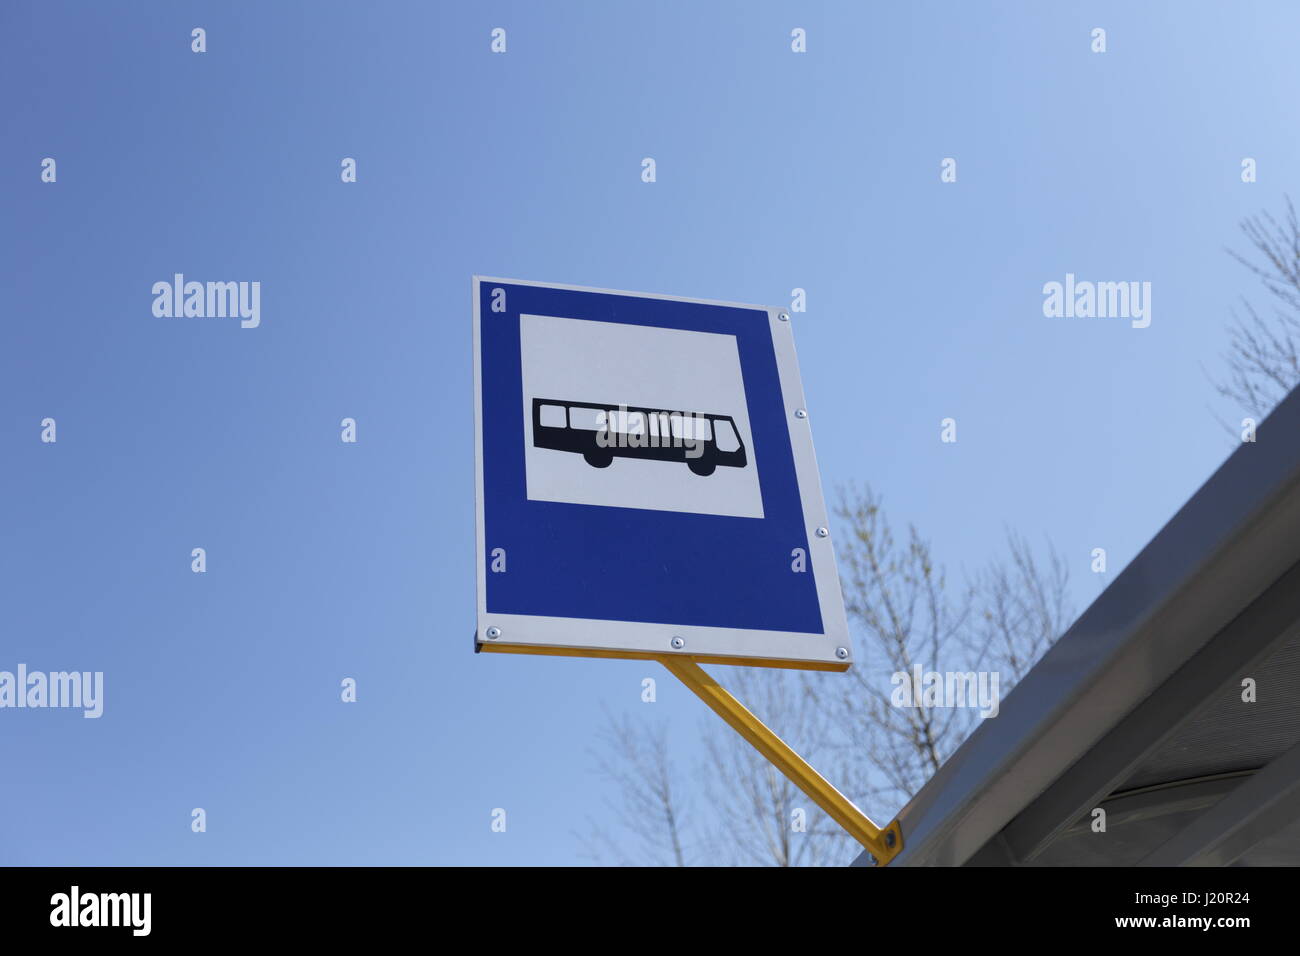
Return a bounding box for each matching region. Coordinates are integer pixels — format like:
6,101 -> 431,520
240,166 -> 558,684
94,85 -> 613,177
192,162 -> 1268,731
473,277 -> 851,670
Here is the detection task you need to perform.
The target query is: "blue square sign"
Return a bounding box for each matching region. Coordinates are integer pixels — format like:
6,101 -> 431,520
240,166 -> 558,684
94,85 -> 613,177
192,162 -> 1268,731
473,278 -> 851,670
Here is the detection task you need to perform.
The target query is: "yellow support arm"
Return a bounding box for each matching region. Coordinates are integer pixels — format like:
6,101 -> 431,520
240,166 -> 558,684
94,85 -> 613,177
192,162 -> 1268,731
658,655 -> 903,866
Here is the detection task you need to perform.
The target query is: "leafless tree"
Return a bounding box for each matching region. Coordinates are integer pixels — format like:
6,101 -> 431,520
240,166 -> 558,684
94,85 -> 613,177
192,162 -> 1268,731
1215,196 -> 1300,418
583,483 -> 1073,865
826,487 -> 1072,818
972,529 -> 1073,685
824,482 -> 976,814
581,672 -> 851,866
695,667 -> 850,866
577,707 -> 694,866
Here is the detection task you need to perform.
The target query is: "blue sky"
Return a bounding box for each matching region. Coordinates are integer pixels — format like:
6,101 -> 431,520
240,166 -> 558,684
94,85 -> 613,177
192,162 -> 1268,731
2,0 -> 1295,865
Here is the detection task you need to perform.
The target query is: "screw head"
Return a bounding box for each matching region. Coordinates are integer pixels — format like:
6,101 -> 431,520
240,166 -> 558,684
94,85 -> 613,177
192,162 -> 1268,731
836,647 -> 849,660
794,408 -> 807,419
670,636 -> 685,650
815,527 -> 829,538
778,312 -> 790,322
485,626 -> 501,639
885,830 -> 897,849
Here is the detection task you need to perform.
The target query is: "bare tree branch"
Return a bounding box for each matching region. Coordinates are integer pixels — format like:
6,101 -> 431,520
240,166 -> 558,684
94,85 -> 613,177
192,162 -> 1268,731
582,483 -> 1073,865
696,668 -> 853,866
578,706 -> 692,866
1216,196 -> 1300,417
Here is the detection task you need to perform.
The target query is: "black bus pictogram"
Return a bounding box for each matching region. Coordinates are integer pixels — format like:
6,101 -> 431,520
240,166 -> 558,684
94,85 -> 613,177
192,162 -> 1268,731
532,398 -> 748,477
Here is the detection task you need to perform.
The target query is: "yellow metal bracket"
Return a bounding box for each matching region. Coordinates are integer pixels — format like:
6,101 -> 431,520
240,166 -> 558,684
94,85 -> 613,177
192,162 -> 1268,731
658,655 -> 904,866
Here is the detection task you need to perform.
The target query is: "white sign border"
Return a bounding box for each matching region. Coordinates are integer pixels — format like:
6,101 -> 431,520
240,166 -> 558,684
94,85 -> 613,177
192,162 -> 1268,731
473,276 -> 852,670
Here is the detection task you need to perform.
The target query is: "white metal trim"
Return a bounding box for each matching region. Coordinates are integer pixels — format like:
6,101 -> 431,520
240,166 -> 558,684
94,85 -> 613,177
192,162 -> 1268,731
471,276 -> 851,668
